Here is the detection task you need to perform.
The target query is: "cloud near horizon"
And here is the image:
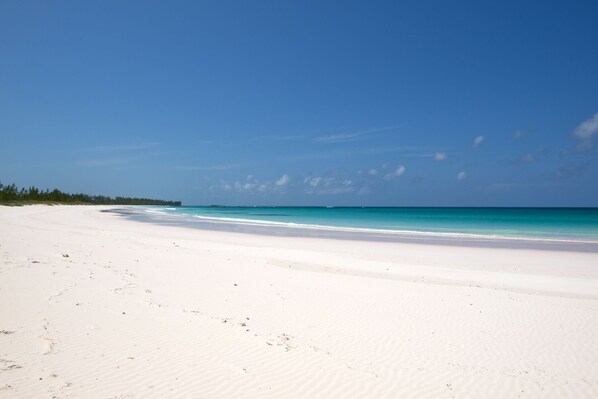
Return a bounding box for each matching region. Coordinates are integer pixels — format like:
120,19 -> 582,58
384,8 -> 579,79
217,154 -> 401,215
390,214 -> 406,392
275,174 -> 290,186
215,174 -> 290,195
572,112 -> 598,151
303,176 -> 354,195
384,165 -> 406,180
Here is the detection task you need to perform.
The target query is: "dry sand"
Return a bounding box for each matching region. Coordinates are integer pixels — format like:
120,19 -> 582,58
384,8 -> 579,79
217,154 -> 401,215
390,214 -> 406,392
1,205 -> 598,398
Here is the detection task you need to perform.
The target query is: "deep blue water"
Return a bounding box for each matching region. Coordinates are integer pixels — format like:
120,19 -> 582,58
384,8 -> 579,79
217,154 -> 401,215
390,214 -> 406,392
144,206 -> 598,242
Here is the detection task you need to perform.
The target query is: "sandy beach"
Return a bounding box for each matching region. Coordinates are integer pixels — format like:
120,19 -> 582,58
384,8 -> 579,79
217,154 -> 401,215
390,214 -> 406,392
1,205 -> 598,398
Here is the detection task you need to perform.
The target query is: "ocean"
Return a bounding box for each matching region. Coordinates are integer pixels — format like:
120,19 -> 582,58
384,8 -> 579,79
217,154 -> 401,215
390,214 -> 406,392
141,206 -> 598,243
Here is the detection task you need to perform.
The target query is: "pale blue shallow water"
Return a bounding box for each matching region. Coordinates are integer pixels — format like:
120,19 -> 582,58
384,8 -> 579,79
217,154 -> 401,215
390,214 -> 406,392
143,207 -> 598,242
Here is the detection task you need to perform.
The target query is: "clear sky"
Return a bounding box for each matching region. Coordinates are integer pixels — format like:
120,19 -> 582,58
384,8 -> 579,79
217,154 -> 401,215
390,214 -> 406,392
1,1 -> 597,206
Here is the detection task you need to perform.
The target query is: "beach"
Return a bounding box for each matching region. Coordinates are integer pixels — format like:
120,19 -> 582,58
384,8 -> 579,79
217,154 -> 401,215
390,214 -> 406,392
1,205 -> 598,398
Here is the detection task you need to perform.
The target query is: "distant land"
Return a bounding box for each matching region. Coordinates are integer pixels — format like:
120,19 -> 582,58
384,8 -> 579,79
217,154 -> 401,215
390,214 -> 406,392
0,182 -> 181,206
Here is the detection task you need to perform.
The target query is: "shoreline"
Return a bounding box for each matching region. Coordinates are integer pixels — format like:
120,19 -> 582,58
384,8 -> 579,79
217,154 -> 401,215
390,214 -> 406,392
2,205 -> 598,398
113,206 -> 598,253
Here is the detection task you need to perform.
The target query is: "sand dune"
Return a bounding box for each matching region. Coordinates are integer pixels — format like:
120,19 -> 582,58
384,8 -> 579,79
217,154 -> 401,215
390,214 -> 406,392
1,205 -> 597,398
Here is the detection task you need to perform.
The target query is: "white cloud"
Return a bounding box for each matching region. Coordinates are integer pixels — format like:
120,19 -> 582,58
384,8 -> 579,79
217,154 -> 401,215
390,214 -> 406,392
303,176 -> 355,195
314,126 -> 399,144
368,168 -> 378,175
304,176 -> 322,187
520,153 -> 535,163
473,136 -> 485,148
384,165 -> 406,180
221,174 -> 290,195
314,132 -> 362,144
572,112 -> 598,151
434,152 -> 448,161
275,174 -> 290,186
457,171 -> 466,181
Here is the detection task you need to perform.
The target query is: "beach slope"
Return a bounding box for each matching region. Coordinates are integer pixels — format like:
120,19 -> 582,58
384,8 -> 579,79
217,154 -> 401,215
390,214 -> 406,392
1,205 -> 597,398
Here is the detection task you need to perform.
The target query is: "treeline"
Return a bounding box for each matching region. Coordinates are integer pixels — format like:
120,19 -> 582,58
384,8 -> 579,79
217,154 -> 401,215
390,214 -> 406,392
0,182 -> 181,206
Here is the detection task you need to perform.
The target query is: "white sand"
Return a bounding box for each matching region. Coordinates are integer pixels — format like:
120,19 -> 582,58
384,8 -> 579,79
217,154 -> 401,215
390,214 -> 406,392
1,205 -> 598,398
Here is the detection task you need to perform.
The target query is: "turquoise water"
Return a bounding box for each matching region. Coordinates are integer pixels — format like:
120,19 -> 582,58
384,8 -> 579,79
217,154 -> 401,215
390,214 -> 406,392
145,207 -> 598,242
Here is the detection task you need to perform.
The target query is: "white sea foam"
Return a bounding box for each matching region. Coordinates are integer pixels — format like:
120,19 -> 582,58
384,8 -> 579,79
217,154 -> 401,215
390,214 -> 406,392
135,207 -> 598,245
164,213 -> 598,244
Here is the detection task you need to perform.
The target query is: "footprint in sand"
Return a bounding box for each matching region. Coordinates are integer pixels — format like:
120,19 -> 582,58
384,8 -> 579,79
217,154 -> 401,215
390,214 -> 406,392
41,337 -> 57,355
40,321 -> 57,355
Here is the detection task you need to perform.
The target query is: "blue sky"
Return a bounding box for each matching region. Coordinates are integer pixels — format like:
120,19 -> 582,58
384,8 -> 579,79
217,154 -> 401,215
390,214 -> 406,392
1,1 -> 597,206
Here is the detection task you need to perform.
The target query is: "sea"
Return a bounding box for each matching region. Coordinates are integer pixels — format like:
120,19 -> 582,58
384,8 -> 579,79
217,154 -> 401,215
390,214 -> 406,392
137,206 -> 598,244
